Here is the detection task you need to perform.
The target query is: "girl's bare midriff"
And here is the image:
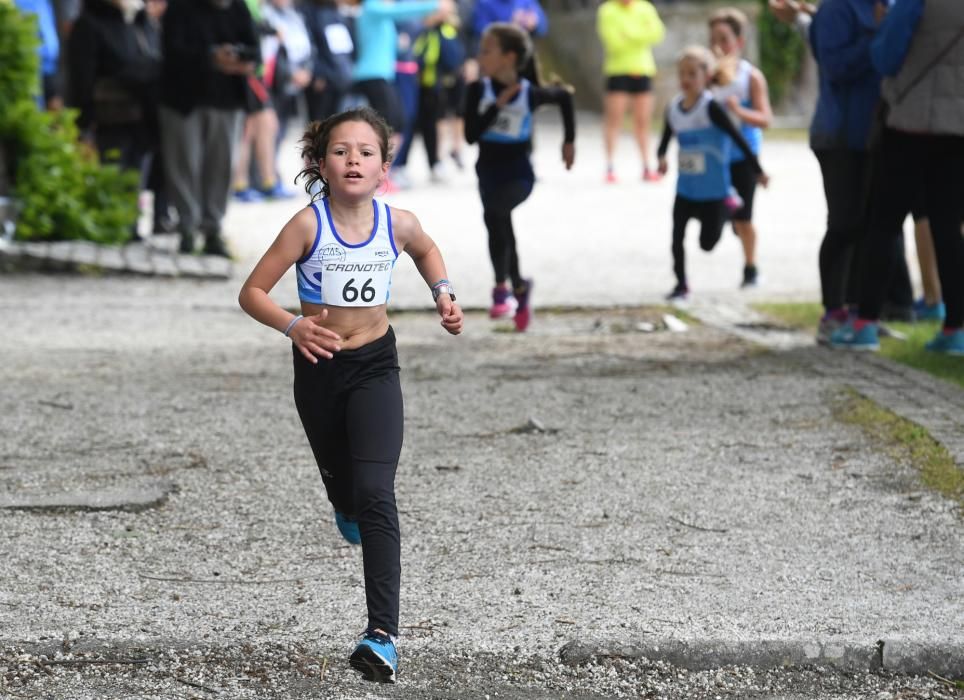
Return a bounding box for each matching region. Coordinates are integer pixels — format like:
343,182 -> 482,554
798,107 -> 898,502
301,302 -> 390,350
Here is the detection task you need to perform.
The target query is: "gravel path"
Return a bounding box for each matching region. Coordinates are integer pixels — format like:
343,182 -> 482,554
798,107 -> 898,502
1,276 -> 961,698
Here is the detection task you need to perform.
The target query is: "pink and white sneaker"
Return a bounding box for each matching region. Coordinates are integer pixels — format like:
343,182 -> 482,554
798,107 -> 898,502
490,286 -> 517,319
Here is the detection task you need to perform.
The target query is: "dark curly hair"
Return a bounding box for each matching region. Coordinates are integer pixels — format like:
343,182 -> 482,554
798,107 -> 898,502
296,107 -> 394,200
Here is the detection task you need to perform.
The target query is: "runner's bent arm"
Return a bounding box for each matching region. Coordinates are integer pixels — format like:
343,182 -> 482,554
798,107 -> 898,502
391,207 -> 463,334
463,80 -> 499,143
239,207 -> 343,359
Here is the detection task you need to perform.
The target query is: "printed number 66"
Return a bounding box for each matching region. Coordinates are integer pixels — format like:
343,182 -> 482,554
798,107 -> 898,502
342,277 -> 376,303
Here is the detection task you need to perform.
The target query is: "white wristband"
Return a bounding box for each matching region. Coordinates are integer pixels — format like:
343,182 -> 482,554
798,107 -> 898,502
283,315 -> 304,337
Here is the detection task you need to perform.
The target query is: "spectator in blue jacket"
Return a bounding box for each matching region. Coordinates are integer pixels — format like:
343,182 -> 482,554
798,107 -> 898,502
15,0 -> 62,109
807,0 -> 883,345
471,0 -> 547,48
831,0 -> 964,354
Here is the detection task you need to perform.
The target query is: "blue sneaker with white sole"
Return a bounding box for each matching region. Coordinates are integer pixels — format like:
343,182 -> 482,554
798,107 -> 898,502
924,329 -> 964,355
830,321 -> 880,351
334,511 -> 361,545
349,630 -> 398,683
913,298 -> 946,322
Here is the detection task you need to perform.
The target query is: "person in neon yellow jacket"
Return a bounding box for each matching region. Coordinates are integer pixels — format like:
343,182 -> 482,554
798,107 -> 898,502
596,0 -> 664,182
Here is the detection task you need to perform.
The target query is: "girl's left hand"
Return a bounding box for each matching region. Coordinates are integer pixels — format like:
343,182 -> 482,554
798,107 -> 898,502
757,172 -> 770,188
562,142 -> 575,170
437,296 -> 463,335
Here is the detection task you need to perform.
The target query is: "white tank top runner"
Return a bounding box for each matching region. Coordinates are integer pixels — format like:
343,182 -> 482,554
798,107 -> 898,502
296,198 -> 399,307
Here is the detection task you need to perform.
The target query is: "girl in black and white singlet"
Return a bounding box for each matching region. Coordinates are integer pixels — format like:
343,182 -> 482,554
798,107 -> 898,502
464,22 -> 575,332
239,107 -> 463,684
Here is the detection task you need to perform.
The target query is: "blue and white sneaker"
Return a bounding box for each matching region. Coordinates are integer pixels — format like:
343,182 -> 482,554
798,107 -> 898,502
830,321 -> 880,351
913,298 -> 946,322
334,511 -> 361,545
349,630 -> 398,683
924,329 -> 964,355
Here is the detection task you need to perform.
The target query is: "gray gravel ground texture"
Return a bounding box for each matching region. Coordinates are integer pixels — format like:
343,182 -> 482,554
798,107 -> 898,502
1,276 -> 962,699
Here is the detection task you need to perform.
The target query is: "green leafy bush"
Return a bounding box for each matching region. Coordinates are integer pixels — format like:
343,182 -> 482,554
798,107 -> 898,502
0,2 -> 138,244
758,0 -> 806,108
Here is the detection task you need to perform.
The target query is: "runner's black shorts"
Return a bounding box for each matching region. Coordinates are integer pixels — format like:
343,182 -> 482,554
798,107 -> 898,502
729,158 -> 758,223
605,75 -> 652,94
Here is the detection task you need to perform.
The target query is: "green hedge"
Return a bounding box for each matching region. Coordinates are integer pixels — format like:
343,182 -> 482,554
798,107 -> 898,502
757,0 -> 806,108
0,2 -> 138,244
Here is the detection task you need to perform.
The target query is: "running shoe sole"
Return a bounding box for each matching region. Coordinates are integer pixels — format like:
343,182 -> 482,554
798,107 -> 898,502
349,645 -> 396,683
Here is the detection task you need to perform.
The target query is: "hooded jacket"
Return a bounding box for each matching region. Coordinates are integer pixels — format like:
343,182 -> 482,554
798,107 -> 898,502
873,0 -> 964,137
808,0 -> 880,151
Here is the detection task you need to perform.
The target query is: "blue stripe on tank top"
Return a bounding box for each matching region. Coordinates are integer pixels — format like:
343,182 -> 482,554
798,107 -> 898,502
298,202 -> 324,264
386,203 -> 398,258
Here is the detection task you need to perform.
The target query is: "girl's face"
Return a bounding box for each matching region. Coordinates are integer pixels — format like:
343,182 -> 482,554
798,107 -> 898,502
319,121 -> 389,198
710,22 -> 743,58
678,57 -> 708,96
478,34 -> 516,78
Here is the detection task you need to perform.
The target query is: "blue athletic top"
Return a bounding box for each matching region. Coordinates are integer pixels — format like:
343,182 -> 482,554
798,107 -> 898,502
658,91 -> 763,201
296,198 -> 399,306
711,59 -> 763,163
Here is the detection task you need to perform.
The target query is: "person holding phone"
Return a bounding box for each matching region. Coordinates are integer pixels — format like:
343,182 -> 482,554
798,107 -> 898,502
158,0 -> 260,256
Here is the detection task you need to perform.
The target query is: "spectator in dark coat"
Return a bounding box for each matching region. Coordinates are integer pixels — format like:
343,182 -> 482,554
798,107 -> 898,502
68,0 -> 163,240
158,0 -> 259,256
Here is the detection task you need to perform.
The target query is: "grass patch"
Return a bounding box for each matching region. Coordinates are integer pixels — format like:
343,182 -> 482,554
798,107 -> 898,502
833,388 -> 963,510
753,302 -> 964,389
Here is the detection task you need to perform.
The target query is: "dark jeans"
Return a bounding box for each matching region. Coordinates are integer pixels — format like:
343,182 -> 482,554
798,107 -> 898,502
392,72 -> 420,167
307,86 -> 345,123
859,129 -> 964,328
293,329 -> 403,636
671,195 -> 729,287
479,177 -> 534,288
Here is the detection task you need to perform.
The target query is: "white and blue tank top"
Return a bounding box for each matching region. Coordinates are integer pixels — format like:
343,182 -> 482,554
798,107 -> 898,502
711,59 -> 763,163
296,198 -> 399,307
667,91 -> 732,201
478,77 -> 533,144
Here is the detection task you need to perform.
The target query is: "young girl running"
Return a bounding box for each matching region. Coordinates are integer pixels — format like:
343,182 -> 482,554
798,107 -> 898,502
238,107 -> 463,683
708,8 -> 772,289
464,22 -> 575,331
657,46 -> 768,301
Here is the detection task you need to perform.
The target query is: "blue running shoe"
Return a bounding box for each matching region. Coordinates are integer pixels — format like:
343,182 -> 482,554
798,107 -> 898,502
830,321 -> 880,351
349,630 -> 397,683
258,181 -> 298,200
924,329 -> 964,355
233,188 -> 264,203
912,298 -> 946,322
334,511 -> 361,545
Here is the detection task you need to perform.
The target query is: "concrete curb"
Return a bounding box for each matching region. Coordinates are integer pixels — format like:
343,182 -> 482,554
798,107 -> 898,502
558,638 -> 964,677
0,239 -> 231,280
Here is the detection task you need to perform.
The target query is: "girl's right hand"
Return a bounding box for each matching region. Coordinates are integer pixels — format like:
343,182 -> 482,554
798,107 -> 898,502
658,156 -> 668,175
288,309 -> 342,362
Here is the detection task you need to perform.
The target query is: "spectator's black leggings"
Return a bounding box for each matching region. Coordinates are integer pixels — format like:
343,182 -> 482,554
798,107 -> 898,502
815,149 -> 873,311
671,195 -> 729,287
859,129 -> 964,328
480,176 -> 533,288
293,328 -> 403,637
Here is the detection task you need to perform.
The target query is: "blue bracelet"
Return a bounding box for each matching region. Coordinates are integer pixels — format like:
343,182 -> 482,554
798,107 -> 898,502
431,279 -> 450,289
284,315 -> 304,337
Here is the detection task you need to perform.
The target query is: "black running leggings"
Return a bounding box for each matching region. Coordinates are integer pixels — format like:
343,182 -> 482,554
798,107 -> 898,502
479,177 -> 533,289
293,328 -> 403,637
671,195 -> 729,287
858,129 -> 964,328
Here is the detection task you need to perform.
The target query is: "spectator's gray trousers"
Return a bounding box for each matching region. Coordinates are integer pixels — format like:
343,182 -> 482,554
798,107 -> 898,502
159,106 -> 242,239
